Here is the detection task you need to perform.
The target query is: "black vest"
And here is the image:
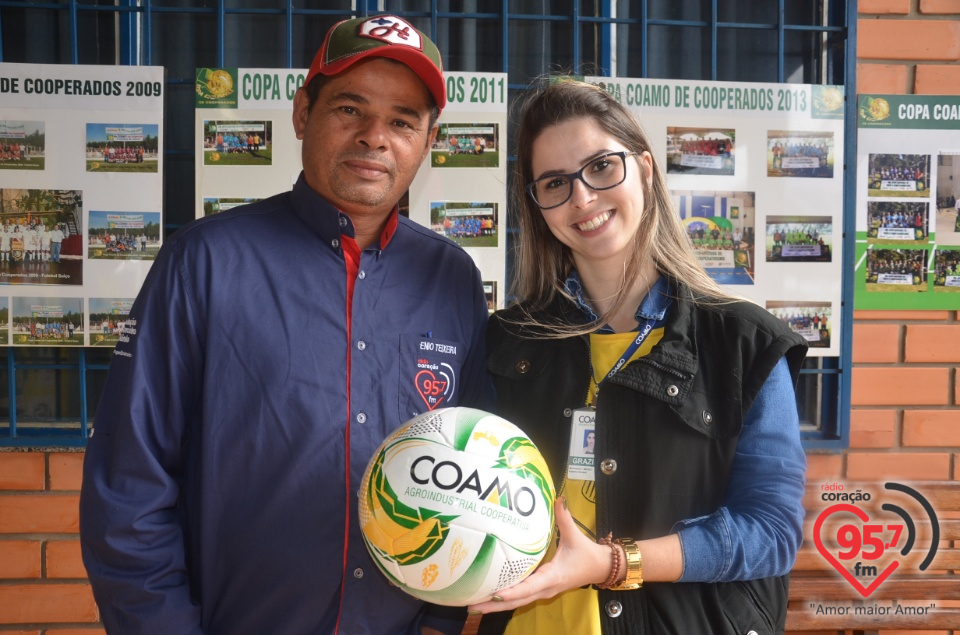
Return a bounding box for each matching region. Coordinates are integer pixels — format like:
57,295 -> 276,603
481,283 -> 807,634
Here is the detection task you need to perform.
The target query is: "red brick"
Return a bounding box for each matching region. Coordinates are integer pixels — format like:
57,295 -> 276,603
852,367 -> 950,406
847,452 -> 951,480
0,495 -> 80,534
854,310 -> 951,320
805,453 -> 843,480
0,453 -> 45,490
857,63 -> 910,94
905,324 -> 960,362
920,0 -> 960,12
903,410 -> 960,446
49,452 -> 84,491
853,324 -> 900,363
916,64 -> 960,94
859,19 -> 960,60
0,540 -> 41,578
849,409 -> 898,448
860,0 -> 912,13
0,583 -> 98,623
47,539 -> 88,579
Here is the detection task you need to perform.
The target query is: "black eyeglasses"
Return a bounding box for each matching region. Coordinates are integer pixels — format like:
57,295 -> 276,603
525,151 -> 637,210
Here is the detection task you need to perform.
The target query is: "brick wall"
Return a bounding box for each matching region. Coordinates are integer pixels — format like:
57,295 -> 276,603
0,452 -> 103,633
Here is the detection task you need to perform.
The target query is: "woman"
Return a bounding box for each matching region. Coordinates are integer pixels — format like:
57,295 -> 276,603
472,79 -> 808,634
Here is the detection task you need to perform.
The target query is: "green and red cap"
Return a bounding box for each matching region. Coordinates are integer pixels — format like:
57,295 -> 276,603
305,15 -> 446,111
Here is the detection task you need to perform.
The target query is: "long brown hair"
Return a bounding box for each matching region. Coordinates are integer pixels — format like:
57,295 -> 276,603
509,77 -> 733,334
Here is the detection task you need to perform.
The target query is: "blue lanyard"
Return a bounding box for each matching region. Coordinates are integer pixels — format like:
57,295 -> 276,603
589,317 -> 659,406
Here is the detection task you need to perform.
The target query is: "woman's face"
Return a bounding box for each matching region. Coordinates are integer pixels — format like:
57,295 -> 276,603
530,117 -> 652,273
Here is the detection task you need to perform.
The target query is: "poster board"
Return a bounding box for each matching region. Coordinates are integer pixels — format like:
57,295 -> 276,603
854,94 -> 960,309
585,76 -> 845,356
0,63 -> 164,346
194,68 -> 507,310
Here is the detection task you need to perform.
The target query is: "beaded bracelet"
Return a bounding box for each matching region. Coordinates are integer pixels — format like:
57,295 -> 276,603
596,532 -> 622,589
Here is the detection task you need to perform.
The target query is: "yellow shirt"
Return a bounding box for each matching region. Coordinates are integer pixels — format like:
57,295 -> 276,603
504,327 -> 663,635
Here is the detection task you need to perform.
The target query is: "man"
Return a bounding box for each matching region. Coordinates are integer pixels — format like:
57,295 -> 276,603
80,15 -> 490,635
49,223 -> 64,263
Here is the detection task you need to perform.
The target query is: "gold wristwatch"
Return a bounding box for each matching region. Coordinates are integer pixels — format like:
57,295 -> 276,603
610,538 -> 643,590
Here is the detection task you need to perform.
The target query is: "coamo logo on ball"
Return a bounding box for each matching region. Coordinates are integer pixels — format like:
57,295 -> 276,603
358,408 -> 555,606
409,454 -> 540,517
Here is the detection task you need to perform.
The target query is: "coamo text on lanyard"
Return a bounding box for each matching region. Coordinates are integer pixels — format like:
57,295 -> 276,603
568,317 -> 658,482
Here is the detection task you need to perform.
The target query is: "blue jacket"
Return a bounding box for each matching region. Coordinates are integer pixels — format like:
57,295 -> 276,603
80,175 -> 491,634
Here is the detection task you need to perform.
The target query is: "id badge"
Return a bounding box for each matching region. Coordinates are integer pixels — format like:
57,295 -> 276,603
567,408 -> 596,481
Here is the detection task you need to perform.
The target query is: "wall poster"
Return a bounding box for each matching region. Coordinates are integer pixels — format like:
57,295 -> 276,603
585,76 -> 845,356
0,63 -> 164,346
855,94 -> 960,309
194,68 -> 507,310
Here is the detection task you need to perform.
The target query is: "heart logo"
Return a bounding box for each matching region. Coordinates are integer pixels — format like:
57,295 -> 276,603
415,369 -> 446,411
813,503 -> 899,597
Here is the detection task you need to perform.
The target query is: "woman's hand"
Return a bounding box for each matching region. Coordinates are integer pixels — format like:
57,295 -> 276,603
467,497 -> 615,614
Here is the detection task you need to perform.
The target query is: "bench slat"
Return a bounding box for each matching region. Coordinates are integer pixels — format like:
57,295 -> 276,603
789,576 -> 960,600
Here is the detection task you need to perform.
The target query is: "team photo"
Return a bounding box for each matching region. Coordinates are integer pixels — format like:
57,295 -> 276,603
0,188 -> 84,285
766,215 -> 833,262
429,201 -> 498,248
866,201 -> 928,245
204,121 -> 273,166
666,126 -> 735,176
11,296 -> 84,346
430,123 -> 499,168
767,130 -> 834,179
673,189 -> 756,285
88,297 -> 134,346
767,300 -> 832,348
865,247 -> 929,292
87,211 -> 161,261
0,120 -> 45,170
85,123 -> 159,173
867,153 -> 931,198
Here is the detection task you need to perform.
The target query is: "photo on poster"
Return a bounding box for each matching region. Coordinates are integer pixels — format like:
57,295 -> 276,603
483,281 -> 497,313
766,300 -> 832,349
202,197 -> 261,216
89,297 -> 134,346
88,211 -> 160,260
85,123 -> 159,173
866,201 -> 929,245
765,215 -> 833,262
431,123 -> 499,168
666,126 -> 735,176
865,247 -> 929,293
0,297 -> 8,345
0,120 -> 45,170
867,153 -> 931,198
672,190 -> 755,285
203,121 -> 272,165
934,152 -> 960,245
766,130 -> 834,178
0,189 -> 83,286
429,201 -> 498,247
11,296 -> 83,346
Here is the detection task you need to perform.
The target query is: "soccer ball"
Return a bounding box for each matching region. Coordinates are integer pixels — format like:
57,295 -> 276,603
436,155 -> 446,164
358,407 -> 555,606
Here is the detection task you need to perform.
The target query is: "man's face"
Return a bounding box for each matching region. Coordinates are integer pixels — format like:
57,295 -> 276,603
292,58 -> 438,220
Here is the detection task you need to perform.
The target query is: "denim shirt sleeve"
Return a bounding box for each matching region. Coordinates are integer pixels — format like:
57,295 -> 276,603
674,356 -> 806,582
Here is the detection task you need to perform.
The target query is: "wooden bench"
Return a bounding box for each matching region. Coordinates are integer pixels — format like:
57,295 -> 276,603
785,481 -> 960,632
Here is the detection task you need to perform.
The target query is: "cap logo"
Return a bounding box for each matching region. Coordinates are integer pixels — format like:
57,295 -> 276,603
359,16 -> 423,50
